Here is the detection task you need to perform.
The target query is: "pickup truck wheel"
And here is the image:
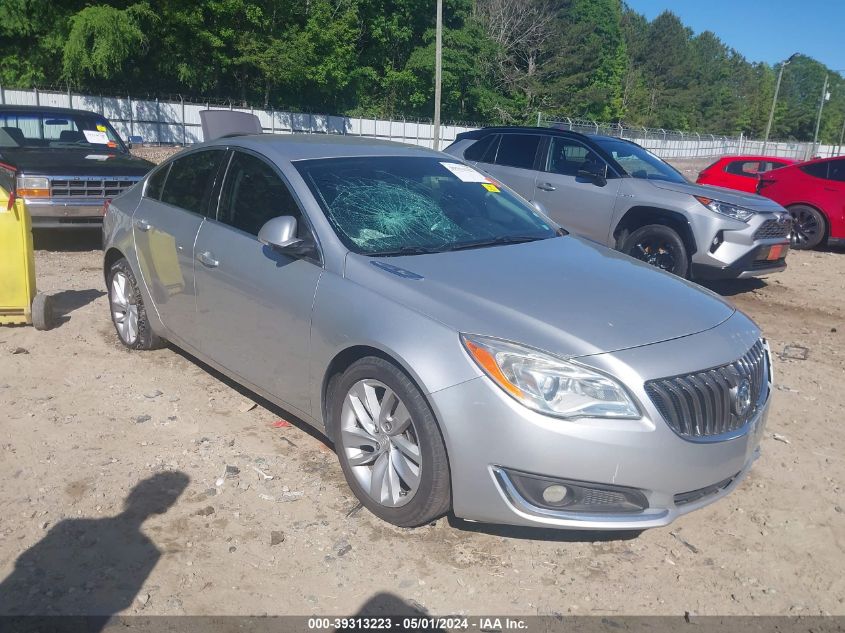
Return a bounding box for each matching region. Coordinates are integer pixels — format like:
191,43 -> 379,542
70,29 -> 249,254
621,224 -> 689,278
328,357 -> 451,527
107,258 -> 164,350
788,205 -> 826,250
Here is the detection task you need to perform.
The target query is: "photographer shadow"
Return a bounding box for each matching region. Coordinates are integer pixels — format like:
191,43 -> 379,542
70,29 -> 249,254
0,472 -> 189,625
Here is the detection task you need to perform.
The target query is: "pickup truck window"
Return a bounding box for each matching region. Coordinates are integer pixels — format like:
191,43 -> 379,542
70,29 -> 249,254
0,111 -> 125,151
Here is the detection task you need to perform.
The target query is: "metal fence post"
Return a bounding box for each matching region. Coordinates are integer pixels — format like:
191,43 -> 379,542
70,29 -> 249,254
537,111 -> 542,127
156,98 -> 161,144
128,95 -> 134,139
0,83 -> 4,105
180,95 -> 186,146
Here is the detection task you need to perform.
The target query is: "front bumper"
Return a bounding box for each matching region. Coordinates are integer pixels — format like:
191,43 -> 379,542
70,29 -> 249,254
692,242 -> 788,280
689,211 -> 791,279
430,314 -> 769,530
25,199 -> 104,228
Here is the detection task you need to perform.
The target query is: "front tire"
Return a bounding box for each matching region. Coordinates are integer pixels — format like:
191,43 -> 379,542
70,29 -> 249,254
107,258 -> 164,350
788,205 -> 826,250
328,357 -> 451,527
621,224 -> 689,278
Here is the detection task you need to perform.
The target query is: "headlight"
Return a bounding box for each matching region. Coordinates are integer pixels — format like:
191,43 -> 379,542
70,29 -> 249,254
461,334 -> 641,419
695,195 -> 755,222
15,176 -> 50,198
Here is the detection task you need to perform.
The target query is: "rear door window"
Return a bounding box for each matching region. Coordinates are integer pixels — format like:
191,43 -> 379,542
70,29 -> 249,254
160,149 -> 226,215
493,134 -> 541,170
800,162 -> 830,180
464,135 -> 498,163
725,160 -> 763,177
217,150 -> 311,239
827,159 -> 845,182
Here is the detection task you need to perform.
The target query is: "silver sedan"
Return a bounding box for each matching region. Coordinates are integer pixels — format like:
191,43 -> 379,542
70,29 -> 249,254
102,134 -> 771,530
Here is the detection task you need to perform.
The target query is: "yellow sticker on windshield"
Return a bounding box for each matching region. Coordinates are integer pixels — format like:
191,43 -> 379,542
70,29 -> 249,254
482,183 -> 500,192
96,124 -> 107,132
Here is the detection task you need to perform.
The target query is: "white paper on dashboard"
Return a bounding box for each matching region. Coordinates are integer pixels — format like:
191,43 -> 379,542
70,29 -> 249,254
439,162 -> 490,182
83,130 -> 110,144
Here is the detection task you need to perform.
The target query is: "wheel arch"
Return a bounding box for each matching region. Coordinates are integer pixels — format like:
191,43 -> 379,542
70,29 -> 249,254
103,247 -> 125,283
613,206 -> 698,256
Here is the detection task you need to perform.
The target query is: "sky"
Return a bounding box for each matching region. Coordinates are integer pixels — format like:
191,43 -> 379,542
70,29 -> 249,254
625,0 -> 845,73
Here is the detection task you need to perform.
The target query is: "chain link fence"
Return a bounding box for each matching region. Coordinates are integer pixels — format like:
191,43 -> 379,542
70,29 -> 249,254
1,85 -> 843,160
537,114 -> 845,161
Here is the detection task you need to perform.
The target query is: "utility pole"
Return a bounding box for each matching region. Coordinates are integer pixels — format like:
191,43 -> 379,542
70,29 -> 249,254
812,74 -> 830,157
763,53 -> 799,156
432,0 -> 442,151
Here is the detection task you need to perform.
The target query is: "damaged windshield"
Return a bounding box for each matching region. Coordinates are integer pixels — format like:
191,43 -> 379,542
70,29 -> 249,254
294,156 -> 558,255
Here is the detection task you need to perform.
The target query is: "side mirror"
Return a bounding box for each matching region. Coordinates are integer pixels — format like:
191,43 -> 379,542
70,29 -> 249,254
258,216 -> 301,249
577,163 -> 608,186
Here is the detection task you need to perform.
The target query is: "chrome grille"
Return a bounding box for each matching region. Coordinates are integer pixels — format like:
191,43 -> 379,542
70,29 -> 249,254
50,177 -> 139,199
645,340 -> 769,440
753,218 -> 791,240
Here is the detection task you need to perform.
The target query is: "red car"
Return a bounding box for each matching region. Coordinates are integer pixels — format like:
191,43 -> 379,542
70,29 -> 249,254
697,155 -> 798,193
757,156 -> 845,250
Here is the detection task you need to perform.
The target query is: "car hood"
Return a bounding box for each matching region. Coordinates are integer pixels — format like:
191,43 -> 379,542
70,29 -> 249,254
0,148 -> 154,176
345,236 -> 735,359
646,179 -> 785,212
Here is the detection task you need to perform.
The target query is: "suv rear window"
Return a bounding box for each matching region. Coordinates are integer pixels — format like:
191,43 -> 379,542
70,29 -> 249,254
463,135 -> 497,162
160,150 -> 226,215
493,134 -> 541,170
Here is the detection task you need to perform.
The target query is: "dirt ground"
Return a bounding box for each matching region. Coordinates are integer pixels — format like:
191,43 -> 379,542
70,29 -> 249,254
0,227 -> 842,619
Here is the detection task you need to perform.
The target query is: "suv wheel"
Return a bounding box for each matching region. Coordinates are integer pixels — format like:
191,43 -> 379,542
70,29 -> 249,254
621,224 -> 689,278
788,205 -> 826,250
107,258 -> 164,350
328,357 -> 451,527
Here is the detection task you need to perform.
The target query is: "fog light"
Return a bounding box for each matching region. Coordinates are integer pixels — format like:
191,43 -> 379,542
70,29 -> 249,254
542,485 -> 568,504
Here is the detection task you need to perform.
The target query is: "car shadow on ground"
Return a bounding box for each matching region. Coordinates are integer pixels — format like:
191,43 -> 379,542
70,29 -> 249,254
32,228 -> 102,252
0,471 -> 189,623
166,345 -> 333,449
698,278 -> 766,297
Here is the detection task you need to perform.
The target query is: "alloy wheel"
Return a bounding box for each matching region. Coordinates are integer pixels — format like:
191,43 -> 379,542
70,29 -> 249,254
340,379 -> 422,507
110,271 -> 139,345
631,237 -> 679,273
790,207 -> 822,247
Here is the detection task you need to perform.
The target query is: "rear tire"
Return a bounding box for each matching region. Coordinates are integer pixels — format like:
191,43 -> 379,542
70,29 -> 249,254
788,205 -> 826,250
621,224 -> 689,278
328,357 -> 451,527
107,258 -> 164,350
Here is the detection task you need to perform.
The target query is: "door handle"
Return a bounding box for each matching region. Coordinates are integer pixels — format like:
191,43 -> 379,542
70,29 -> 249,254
537,182 -> 556,192
197,251 -> 219,268
135,219 -> 152,232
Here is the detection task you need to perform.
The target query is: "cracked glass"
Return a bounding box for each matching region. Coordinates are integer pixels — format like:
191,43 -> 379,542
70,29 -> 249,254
294,156 -> 557,255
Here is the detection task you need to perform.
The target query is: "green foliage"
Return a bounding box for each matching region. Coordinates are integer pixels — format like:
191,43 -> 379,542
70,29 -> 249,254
0,0 -> 842,142
63,4 -> 156,83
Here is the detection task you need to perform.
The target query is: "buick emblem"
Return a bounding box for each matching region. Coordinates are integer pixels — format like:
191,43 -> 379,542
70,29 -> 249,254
732,379 -> 752,418
777,213 -> 790,225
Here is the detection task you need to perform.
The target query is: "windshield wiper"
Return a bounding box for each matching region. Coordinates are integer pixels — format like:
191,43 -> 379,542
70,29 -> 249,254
368,245 -> 448,257
445,234 -> 547,252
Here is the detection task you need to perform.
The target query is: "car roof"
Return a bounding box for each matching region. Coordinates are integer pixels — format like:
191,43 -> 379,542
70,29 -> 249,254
0,104 -> 109,118
204,133 -> 445,161
718,155 -> 798,163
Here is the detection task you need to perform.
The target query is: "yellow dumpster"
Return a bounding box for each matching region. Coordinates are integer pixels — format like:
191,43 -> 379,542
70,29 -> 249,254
0,164 -> 54,330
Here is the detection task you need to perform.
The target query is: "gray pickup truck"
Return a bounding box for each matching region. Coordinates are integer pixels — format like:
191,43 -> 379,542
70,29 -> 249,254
0,105 -> 153,228
445,127 -> 792,279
